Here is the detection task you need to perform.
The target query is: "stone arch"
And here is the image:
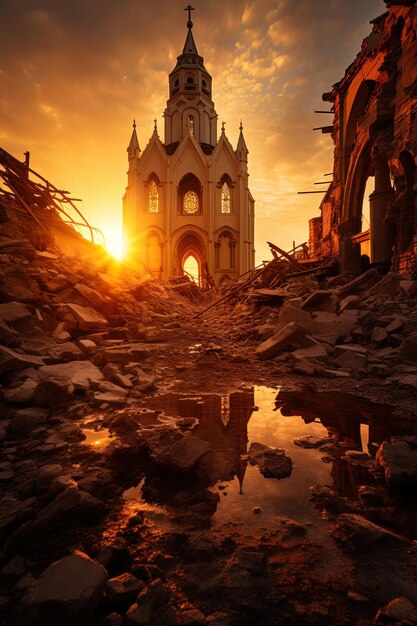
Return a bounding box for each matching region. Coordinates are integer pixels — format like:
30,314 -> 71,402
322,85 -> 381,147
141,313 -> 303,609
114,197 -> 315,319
344,80 -> 377,178
173,227 -> 207,286
341,142 -> 395,272
143,227 -> 164,277
178,172 -> 202,215
217,173 -> 234,214
215,228 -> 237,270
144,172 -> 161,213
182,108 -> 199,139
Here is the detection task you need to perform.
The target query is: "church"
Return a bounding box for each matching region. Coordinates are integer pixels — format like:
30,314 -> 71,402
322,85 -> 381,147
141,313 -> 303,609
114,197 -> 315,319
122,6 -> 255,287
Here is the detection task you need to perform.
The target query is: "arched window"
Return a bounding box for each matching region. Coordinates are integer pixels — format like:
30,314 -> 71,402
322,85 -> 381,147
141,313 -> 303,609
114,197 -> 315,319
187,76 -> 194,84
148,180 -> 159,213
179,173 -> 201,216
221,182 -> 231,213
187,115 -> 195,136
183,190 -> 199,214
175,79 -> 179,87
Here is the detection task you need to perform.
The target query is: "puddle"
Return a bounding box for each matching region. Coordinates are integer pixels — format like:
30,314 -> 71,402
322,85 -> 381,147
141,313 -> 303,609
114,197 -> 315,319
80,418 -> 113,448
115,386 -> 417,537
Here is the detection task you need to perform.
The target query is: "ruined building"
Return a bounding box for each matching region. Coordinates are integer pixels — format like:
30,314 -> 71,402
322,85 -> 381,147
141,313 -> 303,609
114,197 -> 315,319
122,9 -> 255,287
309,0 -> 417,275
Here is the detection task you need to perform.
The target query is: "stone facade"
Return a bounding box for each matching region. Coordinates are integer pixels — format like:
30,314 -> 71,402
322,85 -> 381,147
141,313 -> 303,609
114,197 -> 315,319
122,13 -> 255,286
309,0 -> 417,275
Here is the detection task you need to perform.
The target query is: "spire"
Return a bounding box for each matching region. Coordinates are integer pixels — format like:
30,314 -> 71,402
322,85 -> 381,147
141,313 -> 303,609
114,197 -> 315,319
237,120 -> 249,157
182,5 -> 198,54
127,119 -> 141,159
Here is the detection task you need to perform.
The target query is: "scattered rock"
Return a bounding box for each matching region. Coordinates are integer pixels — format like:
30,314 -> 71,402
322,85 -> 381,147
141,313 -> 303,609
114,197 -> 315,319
156,435 -> 212,471
248,442 -> 293,478
65,302 -> 108,330
106,572 -> 145,606
0,345 -> 45,375
23,550 -> 108,624
376,439 -> 417,490
0,301 -> 32,324
256,322 -> 307,360
375,596 -> 417,624
334,513 -> 407,548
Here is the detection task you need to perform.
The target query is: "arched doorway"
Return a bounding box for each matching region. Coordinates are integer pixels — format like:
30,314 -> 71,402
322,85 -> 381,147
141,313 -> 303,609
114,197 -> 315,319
175,229 -> 206,287
341,144 -> 395,273
183,253 -> 200,285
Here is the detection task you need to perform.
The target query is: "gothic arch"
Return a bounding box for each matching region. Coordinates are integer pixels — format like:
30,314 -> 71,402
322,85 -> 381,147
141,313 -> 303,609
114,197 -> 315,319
144,172 -> 161,213
143,227 -> 164,277
214,228 -> 237,270
216,173 -> 235,214
178,172 -> 202,215
172,227 -> 207,286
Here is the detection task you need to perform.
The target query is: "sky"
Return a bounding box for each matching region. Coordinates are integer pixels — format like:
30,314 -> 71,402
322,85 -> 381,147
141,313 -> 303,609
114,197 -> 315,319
0,0 -> 384,263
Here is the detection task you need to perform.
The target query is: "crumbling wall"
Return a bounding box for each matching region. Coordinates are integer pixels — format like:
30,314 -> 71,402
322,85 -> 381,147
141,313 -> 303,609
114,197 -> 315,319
309,0 -> 417,275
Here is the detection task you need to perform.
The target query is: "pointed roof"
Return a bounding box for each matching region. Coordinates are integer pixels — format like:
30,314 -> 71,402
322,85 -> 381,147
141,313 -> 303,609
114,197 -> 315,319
183,27 -> 198,54
171,6 -> 207,73
127,119 -> 141,158
236,121 -> 249,155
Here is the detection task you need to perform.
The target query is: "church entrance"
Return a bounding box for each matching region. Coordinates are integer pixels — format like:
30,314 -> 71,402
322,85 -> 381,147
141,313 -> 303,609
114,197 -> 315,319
183,253 -> 200,285
175,229 -> 206,287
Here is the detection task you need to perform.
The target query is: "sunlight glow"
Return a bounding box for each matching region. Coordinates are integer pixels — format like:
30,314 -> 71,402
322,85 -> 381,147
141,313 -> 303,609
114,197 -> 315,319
183,254 -> 199,284
102,223 -> 124,260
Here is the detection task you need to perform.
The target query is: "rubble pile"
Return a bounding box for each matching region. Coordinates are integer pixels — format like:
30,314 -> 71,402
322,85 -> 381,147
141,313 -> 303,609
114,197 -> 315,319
249,267 -> 417,389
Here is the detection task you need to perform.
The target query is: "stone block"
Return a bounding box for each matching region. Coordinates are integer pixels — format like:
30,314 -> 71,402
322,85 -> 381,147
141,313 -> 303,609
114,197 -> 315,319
256,322 -> 307,360
279,305 -> 312,329
0,301 -> 32,324
339,295 -> 360,312
0,345 -> 45,375
23,550 -> 107,623
65,303 -> 108,331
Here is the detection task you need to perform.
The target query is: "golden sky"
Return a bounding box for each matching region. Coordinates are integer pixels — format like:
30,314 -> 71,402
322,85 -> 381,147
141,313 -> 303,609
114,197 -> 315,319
1,0 -> 382,262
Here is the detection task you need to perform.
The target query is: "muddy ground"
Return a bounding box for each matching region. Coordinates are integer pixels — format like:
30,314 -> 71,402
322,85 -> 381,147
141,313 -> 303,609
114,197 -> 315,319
2,292 -> 417,626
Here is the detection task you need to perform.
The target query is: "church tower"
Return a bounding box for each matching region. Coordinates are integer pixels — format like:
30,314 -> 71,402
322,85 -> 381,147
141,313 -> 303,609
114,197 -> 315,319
122,6 -> 255,286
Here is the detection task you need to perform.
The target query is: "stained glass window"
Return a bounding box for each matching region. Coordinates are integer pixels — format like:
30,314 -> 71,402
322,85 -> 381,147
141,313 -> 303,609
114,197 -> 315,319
183,190 -> 199,214
221,182 -> 231,213
148,180 -> 158,213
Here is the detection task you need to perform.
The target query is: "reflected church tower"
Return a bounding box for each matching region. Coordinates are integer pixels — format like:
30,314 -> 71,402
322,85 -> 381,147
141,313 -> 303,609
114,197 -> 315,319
122,6 -> 255,287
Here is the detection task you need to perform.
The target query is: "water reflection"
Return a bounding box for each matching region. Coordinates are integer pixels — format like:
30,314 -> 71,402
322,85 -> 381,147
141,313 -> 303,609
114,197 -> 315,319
81,427 -> 112,447
276,390 -> 417,500
124,387 -> 417,529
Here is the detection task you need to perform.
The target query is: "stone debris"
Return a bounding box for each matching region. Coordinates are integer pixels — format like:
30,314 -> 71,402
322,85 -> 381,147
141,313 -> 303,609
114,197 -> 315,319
375,597 -> 417,625
256,322 -> 307,360
376,437 -> 417,490
22,550 -> 108,623
156,434 -> 212,471
248,442 -> 293,478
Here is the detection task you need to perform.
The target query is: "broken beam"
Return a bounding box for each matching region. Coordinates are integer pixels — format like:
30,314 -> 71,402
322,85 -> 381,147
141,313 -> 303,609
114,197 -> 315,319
313,126 -> 333,133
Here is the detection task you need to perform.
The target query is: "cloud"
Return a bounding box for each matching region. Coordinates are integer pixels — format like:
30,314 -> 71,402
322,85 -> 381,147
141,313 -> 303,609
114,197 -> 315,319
0,0 -> 384,261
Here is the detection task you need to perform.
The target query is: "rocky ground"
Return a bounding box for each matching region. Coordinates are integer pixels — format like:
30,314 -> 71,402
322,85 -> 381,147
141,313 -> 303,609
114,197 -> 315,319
2,230 -> 417,625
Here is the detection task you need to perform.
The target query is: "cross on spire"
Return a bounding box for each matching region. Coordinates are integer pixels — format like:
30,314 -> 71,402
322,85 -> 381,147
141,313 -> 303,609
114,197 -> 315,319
185,4 -> 194,28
